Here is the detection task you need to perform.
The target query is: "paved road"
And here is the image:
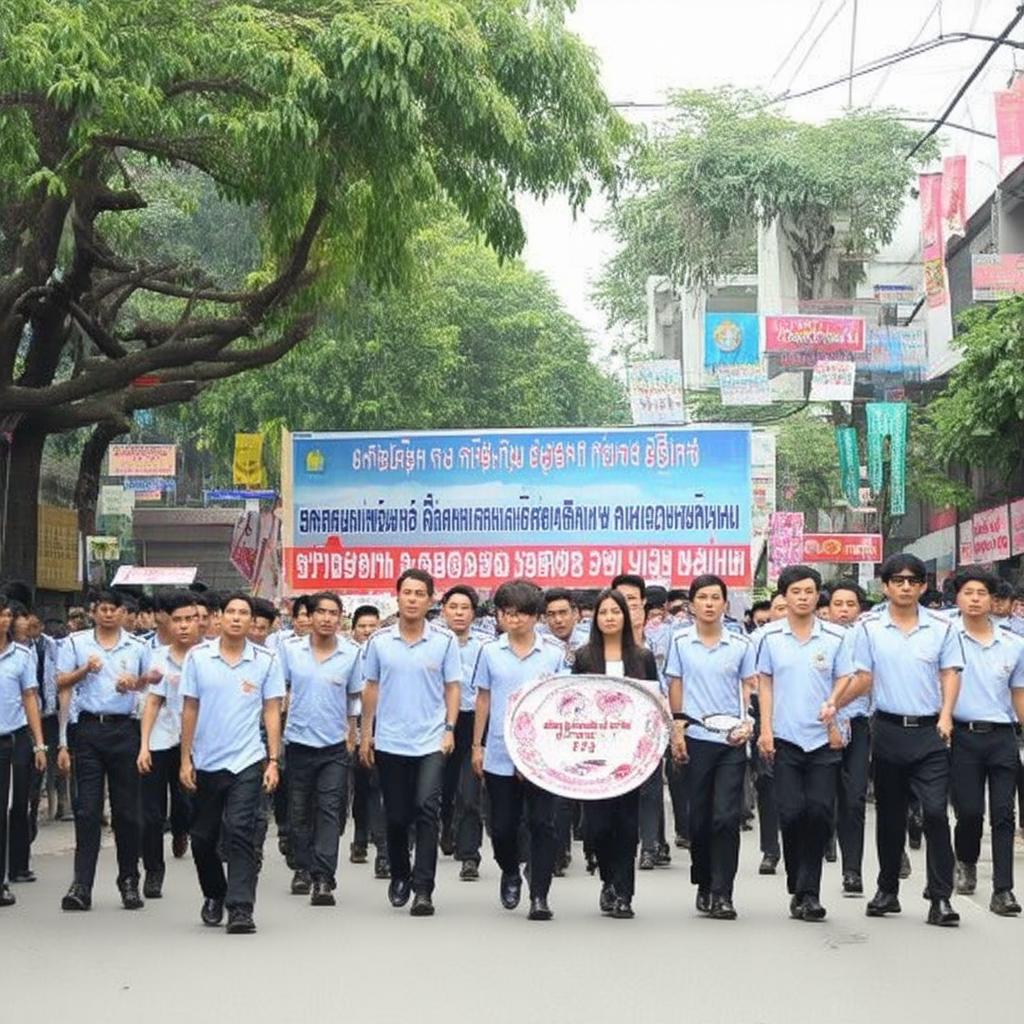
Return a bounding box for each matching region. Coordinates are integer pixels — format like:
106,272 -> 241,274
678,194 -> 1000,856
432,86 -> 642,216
7,811 -> 1021,1024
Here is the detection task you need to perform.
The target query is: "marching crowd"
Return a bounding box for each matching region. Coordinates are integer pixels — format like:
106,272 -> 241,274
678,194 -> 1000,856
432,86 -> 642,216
1,553 -> 1022,933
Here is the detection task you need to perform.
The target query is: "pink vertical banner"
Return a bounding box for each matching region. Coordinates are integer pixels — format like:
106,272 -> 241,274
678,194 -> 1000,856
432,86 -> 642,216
768,511 -> 805,586
1010,498 -> 1024,556
995,87 -> 1024,178
919,172 -> 947,309
941,155 -> 966,237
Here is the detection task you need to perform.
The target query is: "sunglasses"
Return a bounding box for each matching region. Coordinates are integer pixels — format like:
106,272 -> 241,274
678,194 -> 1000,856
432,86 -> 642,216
887,575 -> 925,587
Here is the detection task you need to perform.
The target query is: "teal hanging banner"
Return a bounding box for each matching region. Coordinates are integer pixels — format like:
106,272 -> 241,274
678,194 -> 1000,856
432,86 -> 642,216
835,427 -> 860,508
866,402 -> 908,516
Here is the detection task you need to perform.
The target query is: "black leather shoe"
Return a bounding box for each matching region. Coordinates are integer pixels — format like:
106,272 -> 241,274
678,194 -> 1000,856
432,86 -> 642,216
927,898 -> 960,927
500,872 -> 522,910
374,855 -> 391,880
119,881 -> 144,910
410,892 -> 434,917
955,861 -> 977,895
638,850 -> 656,871
61,884 -> 91,911
388,877 -> 412,908
899,850 -> 912,878
527,896 -> 553,921
610,897 -> 634,919
439,826 -> 456,857
290,870 -> 312,895
696,889 -> 711,914
789,895 -> 804,920
991,890 -> 1022,916
459,860 -> 479,881
10,870 -> 36,883
172,833 -> 189,859
310,879 -> 335,906
585,852 -> 599,875
600,884 -> 616,914
866,890 -> 901,917
759,854 -> 779,875
655,845 -> 671,867
0,884 -> 15,907
143,872 -> 164,900
842,870 -> 863,896
824,838 -> 837,863
349,842 -> 368,865
710,895 -> 737,920
226,907 -> 256,934
801,895 -> 826,921
675,834 -> 690,849
201,898 -> 224,926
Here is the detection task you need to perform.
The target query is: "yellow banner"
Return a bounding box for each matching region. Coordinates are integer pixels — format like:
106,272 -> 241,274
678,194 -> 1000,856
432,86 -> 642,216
37,505 -> 80,592
233,433 -> 264,487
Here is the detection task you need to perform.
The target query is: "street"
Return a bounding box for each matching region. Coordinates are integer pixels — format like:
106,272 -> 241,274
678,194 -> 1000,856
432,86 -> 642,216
6,808 -> 1020,1024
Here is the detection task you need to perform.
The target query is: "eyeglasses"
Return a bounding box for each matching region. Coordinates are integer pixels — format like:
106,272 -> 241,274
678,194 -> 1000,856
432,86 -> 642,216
887,575 -> 925,587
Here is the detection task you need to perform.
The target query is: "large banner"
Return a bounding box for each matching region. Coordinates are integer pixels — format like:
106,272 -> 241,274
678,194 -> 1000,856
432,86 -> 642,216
108,444 -> 176,477
764,315 -> 865,368
972,505 -> 1011,564
628,359 -> 685,425
995,82 -> 1024,179
37,505 -> 80,592
972,253 -> 1024,302
282,427 -> 753,593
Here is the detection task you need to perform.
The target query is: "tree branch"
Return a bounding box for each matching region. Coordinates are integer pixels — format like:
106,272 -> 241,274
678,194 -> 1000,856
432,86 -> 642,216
164,78 -> 264,102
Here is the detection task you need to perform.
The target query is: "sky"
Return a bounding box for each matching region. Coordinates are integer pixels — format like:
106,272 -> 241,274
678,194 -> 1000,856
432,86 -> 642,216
520,0 -> 1021,345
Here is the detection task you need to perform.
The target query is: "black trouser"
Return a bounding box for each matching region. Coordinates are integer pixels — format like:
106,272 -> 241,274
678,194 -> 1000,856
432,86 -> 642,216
140,745 -> 192,875
686,737 -> 746,898
375,750 -> 444,896
950,723 -> 1019,893
872,716 -> 954,900
486,772 -> 557,899
71,716 -> 141,890
638,756 -> 666,853
352,759 -> 386,852
836,716 -> 871,876
751,703 -> 780,857
774,739 -> 839,900
441,711 -> 473,837
453,737 -> 483,864
29,714 -> 66,838
585,788 -> 640,900
1,727 -> 33,884
288,741 -> 348,887
667,755 -> 689,842
191,760 -> 264,910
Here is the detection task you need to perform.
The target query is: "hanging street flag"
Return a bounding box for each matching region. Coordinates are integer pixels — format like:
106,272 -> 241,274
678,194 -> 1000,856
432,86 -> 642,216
764,315 -> 865,368
995,79 -> 1024,180
958,520 -> 975,567
629,359 -> 685,424
704,313 -> 760,369
866,402 -> 908,516
941,155 -> 967,237
859,326 -> 927,378
717,362 -> 771,406
835,426 -> 860,509
809,360 -> 856,403
233,432 -> 264,487
919,172 -> 947,310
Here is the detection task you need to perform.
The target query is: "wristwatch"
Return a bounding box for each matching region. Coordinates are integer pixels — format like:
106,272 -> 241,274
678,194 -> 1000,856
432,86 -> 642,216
444,723 -> 455,733
33,744 -> 47,754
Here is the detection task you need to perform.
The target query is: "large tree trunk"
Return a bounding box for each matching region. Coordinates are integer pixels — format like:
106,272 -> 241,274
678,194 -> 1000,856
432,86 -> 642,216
74,421 -> 128,541
0,425 -> 47,585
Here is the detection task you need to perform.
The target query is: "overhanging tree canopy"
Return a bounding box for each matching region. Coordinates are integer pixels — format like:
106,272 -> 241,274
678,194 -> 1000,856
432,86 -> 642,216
0,0 -> 629,581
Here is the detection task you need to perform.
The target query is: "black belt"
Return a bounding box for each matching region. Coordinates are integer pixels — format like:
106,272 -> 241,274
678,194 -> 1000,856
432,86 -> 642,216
875,711 -> 938,728
953,720 -> 1015,734
78,711 -> 134,724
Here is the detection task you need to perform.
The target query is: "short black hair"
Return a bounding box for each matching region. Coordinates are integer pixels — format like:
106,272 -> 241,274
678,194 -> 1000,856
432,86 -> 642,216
162,590 -> 198,615
688,574 -> 727,602
442,585 -> 480,611
828,578 -> 867,608
879,552 -> 927,582
575,590 -> 597,612
94,589 -> 124,609
611,573 -> 646,599
995,579 -> 1015,600
193,591 -> 222,613
953,567 -> 999,595
494,579 -> 545,617
544,587 -> 577,609
750,599 -> 771,614
396,567 -> 434,596
777,565 -> 821,596
351,604 -> 380,627
666,588 -> 688,605
291,594 -> 316,617
308,591 -> 343,613
252,598 -> 278,623
1,580 -> 32,606
645,585 -> 668,609
817,592 -> 831,608
221,592 -> 255,615
136,595 -> 155,614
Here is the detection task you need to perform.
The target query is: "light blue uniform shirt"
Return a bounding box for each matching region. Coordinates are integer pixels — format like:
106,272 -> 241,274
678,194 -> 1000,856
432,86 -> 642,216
756,619 -> 854,752
832,621 -> 872,719
56,629 -> 146,716
454,632 -> 486,713
952,619 -> 1024,724
180,639 -> 286,773
0,643 -> 37,734
362,622 -> 463,757
666,627 -> 757,745
851,607 -> 964,716
144,645 -> 187,751
281,634 -> 363,748
472,631 -> 567,776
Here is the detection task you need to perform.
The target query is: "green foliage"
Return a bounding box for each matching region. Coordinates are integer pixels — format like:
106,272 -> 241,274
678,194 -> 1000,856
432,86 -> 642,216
594,89 -> 934,339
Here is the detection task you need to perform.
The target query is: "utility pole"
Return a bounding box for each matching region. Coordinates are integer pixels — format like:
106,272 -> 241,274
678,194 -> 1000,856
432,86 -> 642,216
847,0 -> 859,109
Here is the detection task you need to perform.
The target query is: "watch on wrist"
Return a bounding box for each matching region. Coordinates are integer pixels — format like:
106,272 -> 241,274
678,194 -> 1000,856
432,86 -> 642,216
33,744 -> 47,754
444,723 -> 455,733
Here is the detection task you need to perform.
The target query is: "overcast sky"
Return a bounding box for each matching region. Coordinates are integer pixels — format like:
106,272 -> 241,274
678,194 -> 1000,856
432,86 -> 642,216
520,0 -> 1019,342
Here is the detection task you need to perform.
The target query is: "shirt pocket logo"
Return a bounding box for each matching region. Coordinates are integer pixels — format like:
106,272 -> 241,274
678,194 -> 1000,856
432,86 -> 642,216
240,680 -> 258,696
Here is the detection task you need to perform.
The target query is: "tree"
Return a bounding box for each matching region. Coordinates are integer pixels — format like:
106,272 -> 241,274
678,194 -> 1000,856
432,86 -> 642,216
595,88 -> 935,339
155,209 -> 627,485
0,0 -> 629,581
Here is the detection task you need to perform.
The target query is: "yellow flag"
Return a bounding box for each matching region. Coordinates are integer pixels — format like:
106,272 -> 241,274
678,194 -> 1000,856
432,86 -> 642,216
233,433 -> 264,487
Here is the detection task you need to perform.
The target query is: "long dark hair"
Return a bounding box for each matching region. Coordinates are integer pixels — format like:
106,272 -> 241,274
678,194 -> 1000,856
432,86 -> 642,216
579,587 -> 644,676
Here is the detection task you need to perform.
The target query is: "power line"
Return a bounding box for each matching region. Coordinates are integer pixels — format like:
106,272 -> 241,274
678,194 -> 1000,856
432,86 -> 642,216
785,0 -> 851,96
769,0 -> 828,85
907,4 -> 1024,158
867,0 -> 942,105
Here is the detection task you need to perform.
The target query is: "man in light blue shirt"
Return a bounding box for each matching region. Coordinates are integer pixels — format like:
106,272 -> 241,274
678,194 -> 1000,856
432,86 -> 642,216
279,591 -> 362,907
179,592 -> 286,934
56,589 -> 147,912
439,584 -> 486,880
0,596 -> 47,907
756,566 -> 852,922
360,569 -> 462,917
473,579 -> 566,921
831,553 -> 964,927
946,567 -> 1024,915
667,574 -> 757,920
